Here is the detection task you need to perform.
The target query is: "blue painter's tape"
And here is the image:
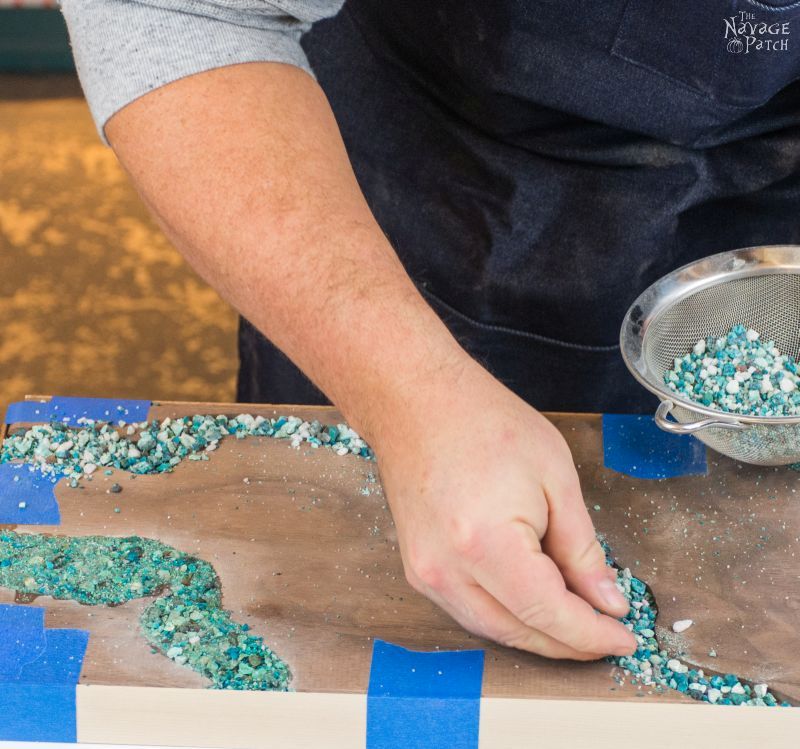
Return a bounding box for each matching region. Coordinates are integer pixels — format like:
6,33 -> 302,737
0,463 -> 62,525
0,605 -> 47,679
5,396 -> 151,425
49,396 -> 151,425
367,640 -> 484,749
0,604 -> 89,742
4,400 -> 50,424
15,629 -> 89,685
0,684 -> 78,742
602,414 -> 707,480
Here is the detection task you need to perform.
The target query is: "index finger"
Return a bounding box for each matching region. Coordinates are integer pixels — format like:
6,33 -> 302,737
541,464 -> 630,618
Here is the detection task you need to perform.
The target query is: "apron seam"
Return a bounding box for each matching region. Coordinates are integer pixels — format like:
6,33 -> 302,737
420,287 -> 621,353
746,0 -> 800,11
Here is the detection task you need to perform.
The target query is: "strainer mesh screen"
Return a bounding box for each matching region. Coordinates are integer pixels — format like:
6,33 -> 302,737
640,273 -> 800,465
642,274 -> 800,389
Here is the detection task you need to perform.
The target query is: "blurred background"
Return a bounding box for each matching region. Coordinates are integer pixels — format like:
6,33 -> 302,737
0,1 -> 239,415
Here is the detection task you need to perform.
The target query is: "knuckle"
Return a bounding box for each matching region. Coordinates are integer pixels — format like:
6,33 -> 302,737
495,627 -> 537,651
417,563 -> 444,590
404,550 -> 445,592
515,598 -> 557,633
403,566 -> 422,591
449,518 -> 485,564
574,537 -> 605,569
569,633 -> 596,655
542,428 -> 571,459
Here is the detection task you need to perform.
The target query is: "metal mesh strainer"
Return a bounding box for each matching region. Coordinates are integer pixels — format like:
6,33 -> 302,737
620,245 -> 800,466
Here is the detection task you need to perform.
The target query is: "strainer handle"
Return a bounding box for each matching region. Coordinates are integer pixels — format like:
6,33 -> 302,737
654,400 -> 747,434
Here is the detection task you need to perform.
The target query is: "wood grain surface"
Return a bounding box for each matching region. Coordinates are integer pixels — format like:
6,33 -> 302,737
2,399 -> 799,707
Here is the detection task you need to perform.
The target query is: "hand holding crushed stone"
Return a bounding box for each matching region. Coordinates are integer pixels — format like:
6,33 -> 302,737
374,359 -> 637,660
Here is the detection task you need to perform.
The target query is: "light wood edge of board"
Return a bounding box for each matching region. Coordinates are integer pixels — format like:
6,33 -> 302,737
76,686 -> 797,749
18,396 -> 340,412
17,394 -> 591,420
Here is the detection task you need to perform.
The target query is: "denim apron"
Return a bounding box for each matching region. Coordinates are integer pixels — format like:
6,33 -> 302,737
237,0 -> 800,412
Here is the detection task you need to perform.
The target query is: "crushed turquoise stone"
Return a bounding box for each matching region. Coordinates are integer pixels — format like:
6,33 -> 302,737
605,541 -> 787,706
1,413 -> 373,483
664,324 -> 800,416
3,409 -> 786,703
0,531 -> 290,690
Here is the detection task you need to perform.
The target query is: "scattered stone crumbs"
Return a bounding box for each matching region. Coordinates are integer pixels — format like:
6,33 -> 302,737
0,531 -> 291,691
1,413 -> 374,486
606,541 -> 786,707
671,619 -> 693,634
0,411 -> 379,690
665,324 -> 800,415
2,408 -> 787,706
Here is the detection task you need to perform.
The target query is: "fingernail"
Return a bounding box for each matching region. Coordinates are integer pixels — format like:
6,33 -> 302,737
598,578 -> 628,612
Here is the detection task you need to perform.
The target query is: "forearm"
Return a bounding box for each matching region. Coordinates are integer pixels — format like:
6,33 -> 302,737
106,62 -> 467,446
103,60 -> 634,662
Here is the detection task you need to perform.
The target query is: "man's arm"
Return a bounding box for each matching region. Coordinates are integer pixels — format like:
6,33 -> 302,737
107,62 -> 462,448
104,62 -> 635,659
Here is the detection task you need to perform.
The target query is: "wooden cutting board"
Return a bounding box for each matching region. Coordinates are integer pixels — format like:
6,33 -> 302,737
2,397 -> 798,747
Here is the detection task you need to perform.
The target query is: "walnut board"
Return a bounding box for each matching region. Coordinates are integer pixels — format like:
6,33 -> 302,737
3,397 -> 800,747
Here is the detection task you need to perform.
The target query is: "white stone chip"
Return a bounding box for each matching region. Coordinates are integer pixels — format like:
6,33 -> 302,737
671,619 -> 693,633
666,659 -> 687,674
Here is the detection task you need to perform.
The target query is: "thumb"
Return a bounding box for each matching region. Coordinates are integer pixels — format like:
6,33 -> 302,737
541,468 -> 630,618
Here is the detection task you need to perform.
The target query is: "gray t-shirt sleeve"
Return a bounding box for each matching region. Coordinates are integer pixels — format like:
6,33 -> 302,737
60,0 -> 344,141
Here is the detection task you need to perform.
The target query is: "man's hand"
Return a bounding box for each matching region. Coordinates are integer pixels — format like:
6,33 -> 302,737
374,358 -> 636,659
105,62 -> 634,660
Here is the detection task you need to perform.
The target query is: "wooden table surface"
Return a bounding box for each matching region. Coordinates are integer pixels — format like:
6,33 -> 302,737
2,399 -> 799,706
